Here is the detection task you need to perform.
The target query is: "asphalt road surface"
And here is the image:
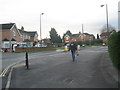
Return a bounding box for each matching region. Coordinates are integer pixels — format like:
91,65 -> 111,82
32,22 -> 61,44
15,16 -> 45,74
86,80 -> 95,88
9,46 -> 118,88
1,51 -> 63,71
1,50 -> 64,89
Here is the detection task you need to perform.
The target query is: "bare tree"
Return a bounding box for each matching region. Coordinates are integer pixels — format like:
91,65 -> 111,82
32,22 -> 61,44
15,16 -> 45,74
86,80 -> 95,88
100,24 -> 116,33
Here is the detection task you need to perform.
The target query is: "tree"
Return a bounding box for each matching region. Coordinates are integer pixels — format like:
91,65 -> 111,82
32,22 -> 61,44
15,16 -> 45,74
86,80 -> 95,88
65,30 -> 72,36
49,28 -> 62,44
58,35 -> 62,43
97,34 -> 100,39
49,28 -> 58,43
100,24 -> 116,33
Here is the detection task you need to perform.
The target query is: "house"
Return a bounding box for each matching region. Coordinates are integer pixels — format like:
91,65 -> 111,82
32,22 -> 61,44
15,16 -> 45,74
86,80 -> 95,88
64,34 -> 71,43
42,38 -> 51,44
64,32 -> 95,43
0,23 -> 38,52
83,33 -> 95,41
100,30 -> 116,44
18,27 -> 38,45
0,23 -> 23,51
27,31 -> 38,42
18,26 -> 38,43
18,26 -> 31,42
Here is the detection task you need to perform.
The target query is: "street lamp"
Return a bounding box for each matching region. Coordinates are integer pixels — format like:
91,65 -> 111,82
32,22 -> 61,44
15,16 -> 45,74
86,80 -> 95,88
118,2 -> 120,31
101,4 -> 109,32
40,13 -> 44,41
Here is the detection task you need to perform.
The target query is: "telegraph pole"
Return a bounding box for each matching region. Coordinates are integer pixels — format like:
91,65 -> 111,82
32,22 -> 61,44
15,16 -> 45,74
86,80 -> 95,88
82,24 -> 84,46
82,24 -> 84,41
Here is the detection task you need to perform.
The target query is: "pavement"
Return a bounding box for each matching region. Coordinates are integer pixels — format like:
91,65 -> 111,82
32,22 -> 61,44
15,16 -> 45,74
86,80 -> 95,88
2,47 -> 120,89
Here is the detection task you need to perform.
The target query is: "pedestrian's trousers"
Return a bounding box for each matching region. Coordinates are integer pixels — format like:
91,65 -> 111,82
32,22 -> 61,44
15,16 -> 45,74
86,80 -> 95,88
71,51 -> 75,61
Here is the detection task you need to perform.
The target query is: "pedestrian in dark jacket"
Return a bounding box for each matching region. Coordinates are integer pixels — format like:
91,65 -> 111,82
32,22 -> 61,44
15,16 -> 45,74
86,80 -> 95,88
69,42 -> 77,62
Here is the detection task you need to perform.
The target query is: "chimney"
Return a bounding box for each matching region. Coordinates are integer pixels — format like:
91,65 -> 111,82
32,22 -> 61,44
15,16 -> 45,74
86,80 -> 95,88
21,26 -> 24,31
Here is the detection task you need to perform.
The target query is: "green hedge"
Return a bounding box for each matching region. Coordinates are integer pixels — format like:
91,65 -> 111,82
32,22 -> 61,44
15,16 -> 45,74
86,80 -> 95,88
108,31 -> 120,70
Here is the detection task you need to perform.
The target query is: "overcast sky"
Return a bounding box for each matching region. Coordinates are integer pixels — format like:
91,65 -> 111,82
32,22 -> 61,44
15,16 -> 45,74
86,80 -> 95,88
0,0 -> 119,39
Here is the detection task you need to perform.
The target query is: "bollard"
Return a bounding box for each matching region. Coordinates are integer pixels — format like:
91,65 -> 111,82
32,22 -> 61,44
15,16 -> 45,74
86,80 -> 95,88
25,52 -> 29,69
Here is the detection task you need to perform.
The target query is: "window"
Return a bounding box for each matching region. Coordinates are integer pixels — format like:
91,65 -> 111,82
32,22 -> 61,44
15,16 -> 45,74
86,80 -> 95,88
4,43 -> 9,48
21,35 -> 23,38
66,37 -> 69,40
13,30 -> 16,36
26,35 -> 27,39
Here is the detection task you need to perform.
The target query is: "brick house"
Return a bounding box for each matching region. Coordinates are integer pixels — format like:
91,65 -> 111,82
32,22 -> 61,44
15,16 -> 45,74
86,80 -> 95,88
18,26 -> 38,43
0,23 -> 23,51
27,31 -> 38,42
18,27 -> 35,45
64,32 -> 95,43
0,23 -> 38,51
42,38 -> 51,44
100,30 -> 116,44
18,26 -> 31,42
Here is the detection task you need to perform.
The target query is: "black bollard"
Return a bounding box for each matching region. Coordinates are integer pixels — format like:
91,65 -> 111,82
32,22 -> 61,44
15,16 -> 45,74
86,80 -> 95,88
25,52 -> 29,69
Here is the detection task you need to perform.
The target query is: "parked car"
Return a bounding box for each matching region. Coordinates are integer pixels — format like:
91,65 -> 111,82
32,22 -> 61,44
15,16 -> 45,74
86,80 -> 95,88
82,44 -> 85,47
35,44 -> 47,47
102,43 -> 106,46
16,44 -> 32,48
27,45 -> 33,47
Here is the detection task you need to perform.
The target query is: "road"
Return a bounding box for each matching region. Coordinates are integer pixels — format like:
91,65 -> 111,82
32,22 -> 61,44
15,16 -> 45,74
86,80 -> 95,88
1,50 -> 64,89
8,46 -> 118,88
1,51 -> 63,72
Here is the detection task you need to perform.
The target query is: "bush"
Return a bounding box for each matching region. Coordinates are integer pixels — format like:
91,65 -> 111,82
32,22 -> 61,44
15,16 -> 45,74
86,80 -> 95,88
108,31 -> 120,70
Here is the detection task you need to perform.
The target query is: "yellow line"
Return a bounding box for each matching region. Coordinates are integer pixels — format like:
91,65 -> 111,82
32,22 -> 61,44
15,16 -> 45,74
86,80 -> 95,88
0,62 -> 26,77
2,68 -> 8,75
0,68 -> 7,76
1,67 -> 9,77
2,68 -> 10,77
0,63 -> 16,77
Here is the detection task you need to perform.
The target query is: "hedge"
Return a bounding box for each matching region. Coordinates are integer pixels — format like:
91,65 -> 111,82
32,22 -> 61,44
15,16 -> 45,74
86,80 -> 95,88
108,31 -> 120,70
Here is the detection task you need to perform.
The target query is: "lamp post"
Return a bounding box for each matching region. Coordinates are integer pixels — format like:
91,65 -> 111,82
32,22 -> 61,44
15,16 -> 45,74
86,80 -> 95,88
118,2 -> 120,31
40,13 -> 44,41
101,4 -> 109,32
118,11 -> 120,31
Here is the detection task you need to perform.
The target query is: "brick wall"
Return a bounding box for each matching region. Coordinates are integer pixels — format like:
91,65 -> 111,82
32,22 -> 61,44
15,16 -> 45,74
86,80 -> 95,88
10,26 -> 23,42
1,26 -> 23,42
2,30 -> 10,39
15,47 -> 56,52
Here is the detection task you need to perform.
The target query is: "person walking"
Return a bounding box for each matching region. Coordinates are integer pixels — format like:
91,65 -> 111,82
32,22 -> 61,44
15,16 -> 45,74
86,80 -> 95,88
69,42 -> 77,62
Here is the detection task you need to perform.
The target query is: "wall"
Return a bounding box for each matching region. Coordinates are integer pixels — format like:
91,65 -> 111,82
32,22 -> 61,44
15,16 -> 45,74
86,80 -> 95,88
2,30 -> 10,39
10,26 -> 23,42
15,47 -> 56,52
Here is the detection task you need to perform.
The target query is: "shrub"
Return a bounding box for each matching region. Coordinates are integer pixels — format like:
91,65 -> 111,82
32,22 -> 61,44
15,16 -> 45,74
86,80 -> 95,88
108,31 -> 120,70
